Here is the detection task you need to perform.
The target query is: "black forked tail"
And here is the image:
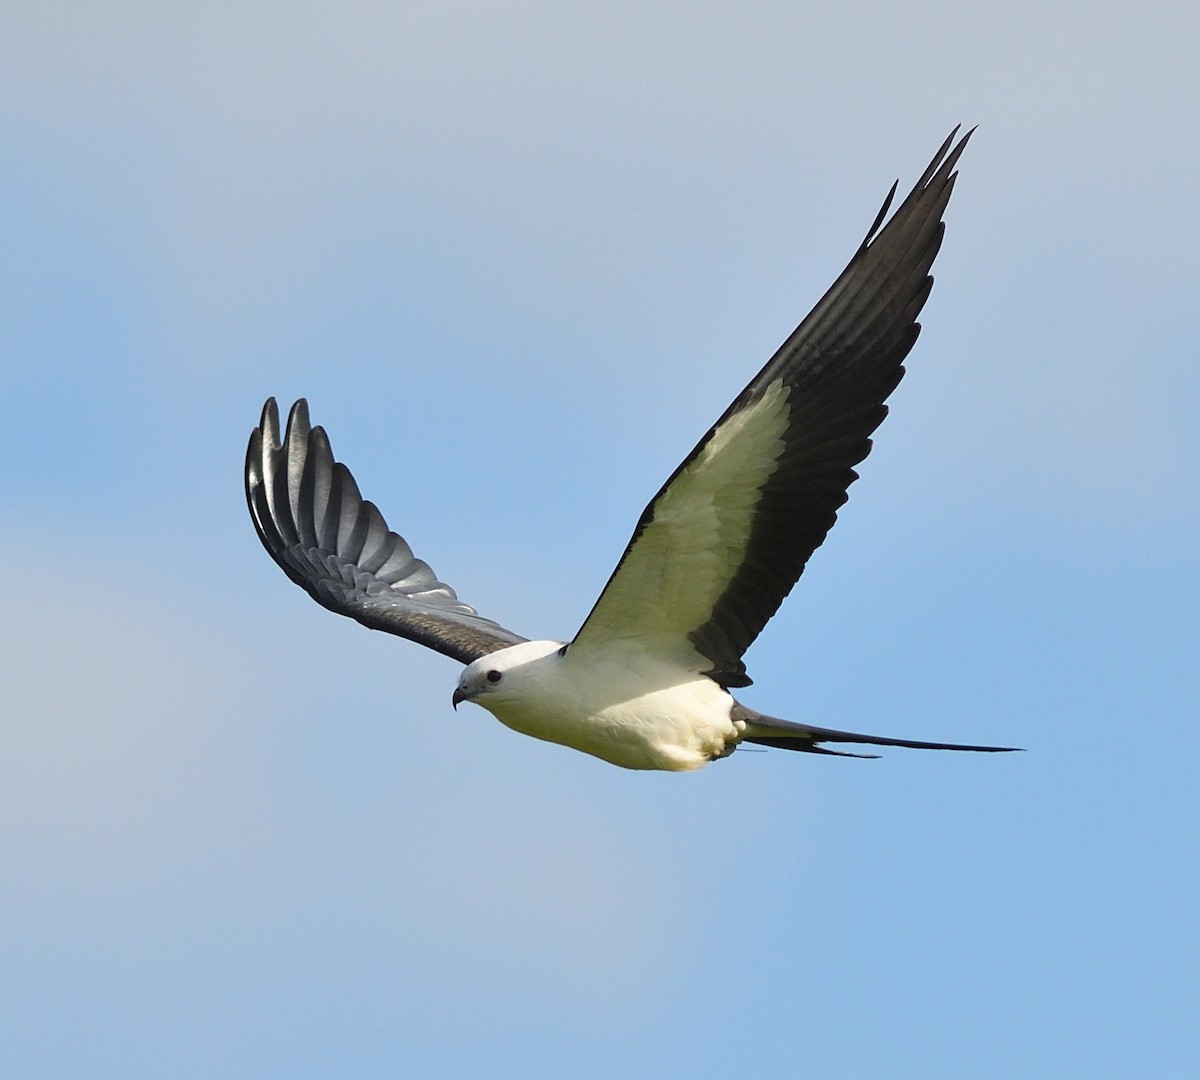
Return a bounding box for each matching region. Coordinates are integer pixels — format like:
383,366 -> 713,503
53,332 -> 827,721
732,703 -> 1022,759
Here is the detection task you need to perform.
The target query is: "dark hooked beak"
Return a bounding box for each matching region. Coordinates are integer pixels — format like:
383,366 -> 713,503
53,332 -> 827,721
451,688 -> 467,711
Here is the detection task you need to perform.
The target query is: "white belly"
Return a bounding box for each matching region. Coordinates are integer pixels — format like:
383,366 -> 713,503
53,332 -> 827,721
480,647 -> 741,771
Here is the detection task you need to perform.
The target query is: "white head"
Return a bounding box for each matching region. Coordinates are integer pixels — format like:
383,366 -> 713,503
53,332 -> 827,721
452,639 -> 564,713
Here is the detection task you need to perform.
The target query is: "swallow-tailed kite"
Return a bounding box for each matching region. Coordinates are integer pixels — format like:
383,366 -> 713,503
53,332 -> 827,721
246,127 -> 1017,770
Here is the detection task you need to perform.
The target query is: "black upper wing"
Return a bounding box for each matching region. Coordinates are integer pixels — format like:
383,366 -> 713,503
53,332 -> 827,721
246,398 -> 527,665
570,129 -> 971,687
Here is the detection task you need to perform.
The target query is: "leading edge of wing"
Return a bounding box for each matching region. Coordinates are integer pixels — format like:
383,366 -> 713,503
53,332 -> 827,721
245,398 -> 527,666
568,129 -> 972,687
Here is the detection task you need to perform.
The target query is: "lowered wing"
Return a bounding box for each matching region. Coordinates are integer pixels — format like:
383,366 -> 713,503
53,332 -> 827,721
246,398 -> 527,665
570,129 -> 971,687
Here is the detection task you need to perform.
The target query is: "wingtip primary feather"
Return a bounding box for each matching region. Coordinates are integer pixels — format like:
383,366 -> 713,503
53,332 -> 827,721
857,125 -> 971,254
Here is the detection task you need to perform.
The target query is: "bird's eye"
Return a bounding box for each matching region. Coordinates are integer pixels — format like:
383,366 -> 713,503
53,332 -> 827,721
486,669 -> 502,684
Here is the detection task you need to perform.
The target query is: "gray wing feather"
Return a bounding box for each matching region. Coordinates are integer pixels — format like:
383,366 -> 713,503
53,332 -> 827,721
246,398 -> 527,665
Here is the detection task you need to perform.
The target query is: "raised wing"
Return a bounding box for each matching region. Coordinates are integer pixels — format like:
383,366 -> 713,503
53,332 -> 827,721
246,398 -> 527,665
570,129 -> 971,687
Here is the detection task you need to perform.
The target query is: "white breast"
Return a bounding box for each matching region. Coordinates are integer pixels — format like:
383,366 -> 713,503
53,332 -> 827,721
479,642 -> 741,771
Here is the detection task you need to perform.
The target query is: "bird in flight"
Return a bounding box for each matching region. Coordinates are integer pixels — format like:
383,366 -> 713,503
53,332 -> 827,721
246,127 -> 1017,771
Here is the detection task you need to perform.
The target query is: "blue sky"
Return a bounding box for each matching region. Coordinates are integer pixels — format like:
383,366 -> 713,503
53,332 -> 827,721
3,2 -> 1198,1077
